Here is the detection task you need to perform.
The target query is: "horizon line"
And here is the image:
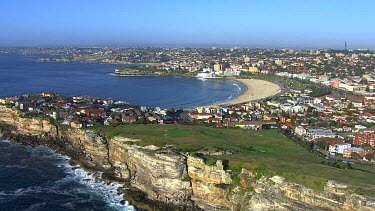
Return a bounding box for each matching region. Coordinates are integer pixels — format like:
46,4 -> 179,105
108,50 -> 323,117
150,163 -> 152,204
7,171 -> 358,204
0,44 -> 373,51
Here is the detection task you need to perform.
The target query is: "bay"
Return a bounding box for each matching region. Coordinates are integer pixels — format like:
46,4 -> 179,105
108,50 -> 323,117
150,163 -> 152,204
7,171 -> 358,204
0,54 -> 246,108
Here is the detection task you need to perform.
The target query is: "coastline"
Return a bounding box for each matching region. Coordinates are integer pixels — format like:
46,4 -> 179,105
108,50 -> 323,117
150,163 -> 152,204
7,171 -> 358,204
0,140 -> 133,210
205,78 -> 281,108
1,105 -> 374,211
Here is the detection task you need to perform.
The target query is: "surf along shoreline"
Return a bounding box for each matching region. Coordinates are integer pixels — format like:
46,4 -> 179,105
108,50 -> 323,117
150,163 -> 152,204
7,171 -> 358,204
204,78 -> 282,108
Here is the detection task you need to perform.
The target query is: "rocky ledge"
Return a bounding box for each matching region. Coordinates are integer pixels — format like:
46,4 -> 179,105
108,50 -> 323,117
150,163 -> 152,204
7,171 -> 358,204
0,105 -> 374,211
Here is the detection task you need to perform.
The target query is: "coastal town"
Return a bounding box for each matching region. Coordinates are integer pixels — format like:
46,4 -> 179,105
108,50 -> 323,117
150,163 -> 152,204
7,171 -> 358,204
3,1 -> 375,210
1,47 -> 375,164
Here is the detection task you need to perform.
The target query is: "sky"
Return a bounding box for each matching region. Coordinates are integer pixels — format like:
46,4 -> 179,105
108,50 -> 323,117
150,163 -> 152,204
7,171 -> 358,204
1,0 -> 375,49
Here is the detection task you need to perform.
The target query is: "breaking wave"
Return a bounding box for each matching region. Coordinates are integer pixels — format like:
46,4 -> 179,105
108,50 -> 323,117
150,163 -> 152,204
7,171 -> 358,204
232,83 -> 242,93
0,142 -> 135,211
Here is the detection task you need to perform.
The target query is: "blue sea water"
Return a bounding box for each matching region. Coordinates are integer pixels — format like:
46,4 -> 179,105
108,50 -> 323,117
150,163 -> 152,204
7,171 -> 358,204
0,140 -> 135,211
0,54 -> 246,108
0,54 -> 246,210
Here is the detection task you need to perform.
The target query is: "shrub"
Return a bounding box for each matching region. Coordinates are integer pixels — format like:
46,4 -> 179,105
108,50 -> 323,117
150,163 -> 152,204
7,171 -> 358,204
232,175 -> 241,187
253,165 -> 267,180
181,176 -> 191,182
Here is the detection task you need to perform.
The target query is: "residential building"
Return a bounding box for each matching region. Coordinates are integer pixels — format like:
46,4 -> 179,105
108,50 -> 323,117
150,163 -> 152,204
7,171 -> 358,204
354,133 -> 375,147
295,126 -> 307,136
214,64 -> 221,72
333,143 -> 351,154
248,66 -> 259,73
71,119 -> 83,129
343,147 -> 371,158
306,128 -> 336,140
313,137 -> 345,152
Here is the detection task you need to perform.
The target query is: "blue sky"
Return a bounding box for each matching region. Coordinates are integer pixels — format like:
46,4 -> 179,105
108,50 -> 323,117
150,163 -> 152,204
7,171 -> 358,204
1,0 -> 374,48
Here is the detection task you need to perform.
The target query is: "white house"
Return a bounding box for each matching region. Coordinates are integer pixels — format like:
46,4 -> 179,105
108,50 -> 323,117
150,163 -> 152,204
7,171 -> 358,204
280,103 -> 294,113
308,103 -> 325,112
295,126 -> 307,136
292,105 -> 304,113
333,143 -> 351,154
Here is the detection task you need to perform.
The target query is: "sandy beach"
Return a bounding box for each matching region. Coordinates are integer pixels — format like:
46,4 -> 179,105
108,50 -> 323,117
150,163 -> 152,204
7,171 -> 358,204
205,79 -> 281,108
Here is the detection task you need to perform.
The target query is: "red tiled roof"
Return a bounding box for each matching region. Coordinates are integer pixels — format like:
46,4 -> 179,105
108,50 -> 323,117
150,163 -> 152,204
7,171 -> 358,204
313,138 -> 345,146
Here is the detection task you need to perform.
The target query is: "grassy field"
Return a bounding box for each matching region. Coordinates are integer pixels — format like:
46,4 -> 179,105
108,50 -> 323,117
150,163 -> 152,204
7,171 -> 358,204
242,74 -> 283,82
92,124 -> 375,193
286,79 -> 308,90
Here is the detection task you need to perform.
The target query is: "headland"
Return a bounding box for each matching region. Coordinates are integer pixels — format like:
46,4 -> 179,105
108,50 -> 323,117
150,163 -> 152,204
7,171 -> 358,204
0,93 -> 374,211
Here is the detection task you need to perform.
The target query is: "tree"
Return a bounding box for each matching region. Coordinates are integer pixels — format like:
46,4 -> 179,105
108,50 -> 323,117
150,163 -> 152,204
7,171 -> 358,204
348,102 -> 354,109
366,86 -> 370,92
222,62 -> 231,69
361,143 -> 372,148
360,78 -> 368,85
351,152 -> 361,160
365,153 -> 374,161
166,108 -> 175,116
315,141 -> 329,151
345,137 -> 353,144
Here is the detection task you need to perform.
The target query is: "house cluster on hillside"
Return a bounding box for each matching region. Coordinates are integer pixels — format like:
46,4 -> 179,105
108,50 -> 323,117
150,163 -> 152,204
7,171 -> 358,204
0,92 -> 175,129
1,84 -> 374,161
187,86 -> 375,160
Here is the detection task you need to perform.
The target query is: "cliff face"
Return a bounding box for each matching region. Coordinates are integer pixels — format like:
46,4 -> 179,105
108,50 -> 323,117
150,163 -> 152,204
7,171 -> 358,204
109,137 -> 193,206
108,137 -> 131,180
1,106 -> 374,211
62,129 -> 111,170
187,156 -> 232,210
0,106 -> 57,136
0,107 -> 111,172
237,175 -> 375,211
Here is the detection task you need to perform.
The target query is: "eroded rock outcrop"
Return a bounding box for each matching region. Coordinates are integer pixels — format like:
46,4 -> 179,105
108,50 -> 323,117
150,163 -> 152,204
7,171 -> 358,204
126,146 -> 193,206
62,129 -> 111,170
108,137 -> 132,180
238,175 -> 375,211
0,106 -> 57,136
187,156 -> 233,210
187,156 -> 232,184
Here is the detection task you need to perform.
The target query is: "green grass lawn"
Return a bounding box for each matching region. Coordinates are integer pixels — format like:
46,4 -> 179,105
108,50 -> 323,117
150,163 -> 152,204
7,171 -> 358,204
286,79 -> 308,90
242,74 -> 283,82
91,124 -> 375,194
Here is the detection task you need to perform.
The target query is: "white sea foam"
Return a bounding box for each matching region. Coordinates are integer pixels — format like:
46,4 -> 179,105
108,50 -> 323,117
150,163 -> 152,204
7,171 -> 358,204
68,166 -> 135,210
14,145 -> 134,210
232,83 -> 242,93
25,202 -> 47,211
227,95 -> 233,101
13,186 -> 44,196
0,139 -> 10,143
5,164 -> 27,169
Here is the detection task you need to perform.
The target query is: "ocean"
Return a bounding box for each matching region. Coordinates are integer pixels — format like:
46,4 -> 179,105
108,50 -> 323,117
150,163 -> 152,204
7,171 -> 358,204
0,140 -> 134,211
0,54 -> 246,210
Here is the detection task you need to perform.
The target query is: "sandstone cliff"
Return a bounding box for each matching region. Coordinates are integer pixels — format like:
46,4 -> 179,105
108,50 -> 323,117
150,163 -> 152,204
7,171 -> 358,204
0,106 -> 374,211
